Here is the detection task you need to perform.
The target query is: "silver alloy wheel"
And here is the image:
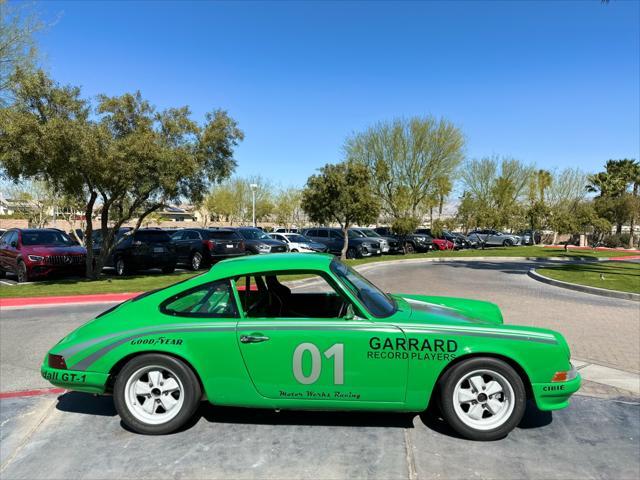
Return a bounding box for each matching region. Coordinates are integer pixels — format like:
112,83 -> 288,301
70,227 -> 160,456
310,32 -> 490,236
192,252 -> 202,270
124,365 -> 185,425
452,369 -> 515,431
116,258 -> 125,276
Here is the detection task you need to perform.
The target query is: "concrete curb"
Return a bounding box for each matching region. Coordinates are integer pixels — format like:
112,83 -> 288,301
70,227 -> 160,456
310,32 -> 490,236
527,268 -> 640,302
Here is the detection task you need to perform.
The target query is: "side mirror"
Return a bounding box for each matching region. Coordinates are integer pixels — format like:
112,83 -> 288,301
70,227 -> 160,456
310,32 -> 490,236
10,241 -> 18,248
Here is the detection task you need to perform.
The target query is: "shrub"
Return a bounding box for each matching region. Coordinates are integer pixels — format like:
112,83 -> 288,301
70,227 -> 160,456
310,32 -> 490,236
602,235 -> 622,248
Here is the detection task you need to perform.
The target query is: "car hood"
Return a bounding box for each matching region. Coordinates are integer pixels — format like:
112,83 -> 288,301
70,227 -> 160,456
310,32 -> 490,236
22,245 -> 87,255
391,294 -> 504,326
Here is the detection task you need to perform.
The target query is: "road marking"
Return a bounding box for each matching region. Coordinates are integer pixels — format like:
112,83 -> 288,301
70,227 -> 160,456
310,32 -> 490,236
0,388 -> 66,399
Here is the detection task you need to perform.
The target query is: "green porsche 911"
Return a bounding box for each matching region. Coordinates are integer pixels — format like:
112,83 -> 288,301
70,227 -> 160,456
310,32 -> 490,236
42,253 -> 580,440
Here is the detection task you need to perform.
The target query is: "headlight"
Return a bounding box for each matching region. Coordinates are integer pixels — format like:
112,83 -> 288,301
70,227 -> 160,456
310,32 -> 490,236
28,255 -> 45,262
415,236 -> 426,241
258,244 -> 271,252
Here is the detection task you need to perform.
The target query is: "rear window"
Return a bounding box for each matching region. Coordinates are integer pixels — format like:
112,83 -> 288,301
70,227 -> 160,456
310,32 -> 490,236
133,231 -> 172,243
207,230 -> 240,240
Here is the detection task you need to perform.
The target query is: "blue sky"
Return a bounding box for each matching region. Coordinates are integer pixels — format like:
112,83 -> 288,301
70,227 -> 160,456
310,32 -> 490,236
34,0 -> 639,188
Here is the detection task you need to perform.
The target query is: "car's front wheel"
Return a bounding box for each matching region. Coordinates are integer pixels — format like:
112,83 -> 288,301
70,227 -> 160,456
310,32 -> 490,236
16,261 -> 29,283
439,357 -> 526,441
114,354 -> 202,435
503,239 -> 514,247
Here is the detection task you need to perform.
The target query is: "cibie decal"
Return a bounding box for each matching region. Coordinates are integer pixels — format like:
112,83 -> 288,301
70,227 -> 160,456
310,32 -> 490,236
367,336 -> 458,361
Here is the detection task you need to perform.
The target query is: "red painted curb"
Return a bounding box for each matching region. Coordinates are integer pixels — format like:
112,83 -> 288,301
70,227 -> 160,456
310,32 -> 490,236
543,246 -> 640,253
0,292 -> 141,308
0,387 -> 66,399
609,255 -> 640,261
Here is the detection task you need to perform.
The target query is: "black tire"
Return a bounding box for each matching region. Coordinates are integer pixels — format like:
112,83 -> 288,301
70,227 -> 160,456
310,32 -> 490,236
115,257 -> 129,277
439,357 -> 526,441
290,249 -> 299,253
16,261 -> 29,283
0,268 -> 5,279
404,242 -> 415,254
113,354 -> 202,435
162,265 -> 176,274
189,251 -> 203,271
346,247 -> 357,259
503,239 -> 514,247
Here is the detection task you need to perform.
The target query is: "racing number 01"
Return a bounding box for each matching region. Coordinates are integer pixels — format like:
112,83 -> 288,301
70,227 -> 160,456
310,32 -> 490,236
293,343 -> 344,385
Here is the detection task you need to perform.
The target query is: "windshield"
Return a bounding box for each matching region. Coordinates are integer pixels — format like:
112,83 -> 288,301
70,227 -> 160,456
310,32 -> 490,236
133,231 -> 172,243
286,234 -> 308,242
239,228 -> 270,240
22,230 -> 75,246
330,259 -> 396,318
360,229 -> 381,238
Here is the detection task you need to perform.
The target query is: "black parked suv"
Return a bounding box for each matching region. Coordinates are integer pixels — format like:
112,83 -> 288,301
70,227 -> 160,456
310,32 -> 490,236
373,227 -> 433,253
302,227 -> 381,258
92,228 -> 177,276
170,228 -> 246,270
235,227 -> 288,254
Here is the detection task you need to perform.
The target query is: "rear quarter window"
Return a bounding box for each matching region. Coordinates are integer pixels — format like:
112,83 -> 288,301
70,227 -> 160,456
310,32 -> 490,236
208,230 -> 241,240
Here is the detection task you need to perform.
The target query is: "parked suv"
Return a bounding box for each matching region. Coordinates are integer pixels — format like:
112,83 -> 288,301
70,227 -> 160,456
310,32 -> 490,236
170,228 -> 246,270
373,227 -> 433,253
0,228 -> 86,282
467,229 -> 521,247
235,227 -> 288,254
302,227 -> 381,258
351,228 -> 402,254
93,228 -> 177,276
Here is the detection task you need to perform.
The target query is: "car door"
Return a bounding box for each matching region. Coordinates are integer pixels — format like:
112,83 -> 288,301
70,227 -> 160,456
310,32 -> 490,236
235,272 -> 408,405
0,231 -> 10,270
3,231 -> 19,272
170,231 -> 186,262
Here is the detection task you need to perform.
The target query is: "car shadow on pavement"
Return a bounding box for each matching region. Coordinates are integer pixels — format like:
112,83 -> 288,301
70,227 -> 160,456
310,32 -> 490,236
56,392 -> 117,417
417,400 -> 552,440
199,403 -> 415,429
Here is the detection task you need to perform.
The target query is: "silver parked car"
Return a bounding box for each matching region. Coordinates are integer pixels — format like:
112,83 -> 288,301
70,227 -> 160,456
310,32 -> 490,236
467,229 -> 521,247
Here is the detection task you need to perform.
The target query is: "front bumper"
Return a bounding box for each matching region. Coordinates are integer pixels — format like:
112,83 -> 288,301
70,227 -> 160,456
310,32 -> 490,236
532,372 -> 581,411
41,362 -> 109,395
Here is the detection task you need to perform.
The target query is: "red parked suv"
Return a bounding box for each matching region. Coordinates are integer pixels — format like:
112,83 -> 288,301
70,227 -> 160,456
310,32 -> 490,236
0,228 -> 87,282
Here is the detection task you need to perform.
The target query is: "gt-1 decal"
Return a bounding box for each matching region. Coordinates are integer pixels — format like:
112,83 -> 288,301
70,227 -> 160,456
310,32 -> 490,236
42,371 -> 87,383
368,336 -> 458,361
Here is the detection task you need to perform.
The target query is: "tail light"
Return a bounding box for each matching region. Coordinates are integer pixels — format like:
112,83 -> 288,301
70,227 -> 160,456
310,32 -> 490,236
48,354 -> 67,370
239,241 -> 245,250
204,239 -> 216,250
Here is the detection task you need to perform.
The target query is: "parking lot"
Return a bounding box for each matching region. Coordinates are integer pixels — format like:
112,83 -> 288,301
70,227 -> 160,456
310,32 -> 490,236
1,259 -> 639,479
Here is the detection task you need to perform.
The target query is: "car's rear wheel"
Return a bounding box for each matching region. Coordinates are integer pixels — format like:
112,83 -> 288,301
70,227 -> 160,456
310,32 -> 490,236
16,261 -> 29,283
503,239 -> 514,247
114,354 -> 201,435
189,251 -> 203,271
404,242 -> 415,254
346,247 -> 357,259
439,357 -> 526,441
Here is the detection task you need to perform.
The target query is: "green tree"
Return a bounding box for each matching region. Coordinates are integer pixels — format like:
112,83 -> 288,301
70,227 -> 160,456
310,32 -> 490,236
0,0 -> 45,104
0,70 -> 243,278
275,188 -> 304,229
301,161 -> 380,259
345,116 -> 464,223
460,156 -> 534,230
587,159 -> 639,235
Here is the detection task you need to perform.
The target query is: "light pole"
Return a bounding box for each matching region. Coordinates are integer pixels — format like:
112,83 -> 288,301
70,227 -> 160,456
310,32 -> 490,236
250,183 -> 258,227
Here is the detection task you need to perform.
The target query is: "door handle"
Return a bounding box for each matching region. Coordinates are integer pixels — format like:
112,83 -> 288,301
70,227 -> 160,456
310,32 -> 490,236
240,334 -> 270,344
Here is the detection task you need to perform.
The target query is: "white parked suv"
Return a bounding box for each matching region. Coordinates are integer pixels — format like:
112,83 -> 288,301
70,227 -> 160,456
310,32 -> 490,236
268,233 -> 328,253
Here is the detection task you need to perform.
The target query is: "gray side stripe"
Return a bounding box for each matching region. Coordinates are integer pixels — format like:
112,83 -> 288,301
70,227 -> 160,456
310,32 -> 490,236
70,324 -> 401,371
401,327 -> 557,345
71,327 -> 236,371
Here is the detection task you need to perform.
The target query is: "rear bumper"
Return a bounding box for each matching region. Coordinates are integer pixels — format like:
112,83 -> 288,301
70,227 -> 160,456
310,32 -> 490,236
532,372 -> 581,411
41,363 -> 109,395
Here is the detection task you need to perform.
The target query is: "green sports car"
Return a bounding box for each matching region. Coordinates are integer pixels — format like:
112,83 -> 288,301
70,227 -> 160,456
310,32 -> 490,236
42,253 -> 580,440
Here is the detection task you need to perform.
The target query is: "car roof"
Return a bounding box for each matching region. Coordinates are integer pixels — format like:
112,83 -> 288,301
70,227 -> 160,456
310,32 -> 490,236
209,252 -> 334,278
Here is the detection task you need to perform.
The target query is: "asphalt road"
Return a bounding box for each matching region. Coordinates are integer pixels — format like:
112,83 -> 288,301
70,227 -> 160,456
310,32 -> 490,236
1,258 -> 639,479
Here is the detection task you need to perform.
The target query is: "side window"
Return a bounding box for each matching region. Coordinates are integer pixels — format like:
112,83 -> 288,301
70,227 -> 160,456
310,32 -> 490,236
161,280 -> 238,318
171,231 -> 184,241
316,229 -> 328,238
239,272 -> 359,319
329,230 -> 342,239
306,229 -> 316,237
7,231 -> 17,246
